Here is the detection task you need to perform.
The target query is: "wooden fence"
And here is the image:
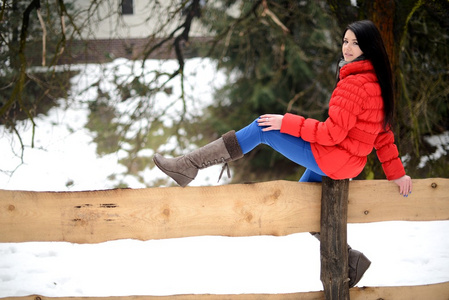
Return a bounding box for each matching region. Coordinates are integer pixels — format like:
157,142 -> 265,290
1,178 -> 448,299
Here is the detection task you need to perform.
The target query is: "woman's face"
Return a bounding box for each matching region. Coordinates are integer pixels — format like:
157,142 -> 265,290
342,29 -> 363,62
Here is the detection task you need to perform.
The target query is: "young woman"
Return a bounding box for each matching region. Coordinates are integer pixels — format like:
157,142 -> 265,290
153,20 -> 413,287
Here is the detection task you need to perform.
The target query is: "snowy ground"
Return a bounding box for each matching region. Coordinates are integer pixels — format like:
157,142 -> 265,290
0,58 -> 448,297
0,222 -> 448,297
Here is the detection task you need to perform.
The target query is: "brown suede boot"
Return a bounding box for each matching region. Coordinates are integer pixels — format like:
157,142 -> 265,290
348,247 -> 371,288
310,232 -> 371,288
153,130 -> 244,187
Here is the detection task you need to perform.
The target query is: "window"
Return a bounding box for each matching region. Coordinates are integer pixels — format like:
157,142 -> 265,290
121,0 -> 133,15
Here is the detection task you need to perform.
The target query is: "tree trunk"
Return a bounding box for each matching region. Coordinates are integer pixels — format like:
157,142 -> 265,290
369,0 -> 396,72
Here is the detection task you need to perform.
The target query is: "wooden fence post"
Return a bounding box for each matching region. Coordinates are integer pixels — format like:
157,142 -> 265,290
320,177 -> 350,300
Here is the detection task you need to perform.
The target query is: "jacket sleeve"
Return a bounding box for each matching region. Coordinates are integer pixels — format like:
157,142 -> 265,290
374,130 -> 406,180
280,78 -> 363,146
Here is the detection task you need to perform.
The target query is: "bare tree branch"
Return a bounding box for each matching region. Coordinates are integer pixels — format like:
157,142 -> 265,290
205,0 -> 263,59
261,0 -> 289,33
36,8 -> 46,66
0,0 -> 41,116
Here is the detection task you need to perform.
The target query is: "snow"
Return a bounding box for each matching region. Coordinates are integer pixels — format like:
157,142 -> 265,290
1,222 -> 448,297
0,58 -> 448,297
419,132 -> 449,168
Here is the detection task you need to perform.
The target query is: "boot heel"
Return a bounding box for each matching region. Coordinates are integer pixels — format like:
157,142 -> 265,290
153,154 -> 197,187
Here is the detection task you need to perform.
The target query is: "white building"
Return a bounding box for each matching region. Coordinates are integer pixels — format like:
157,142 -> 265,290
63,0 -> 210,63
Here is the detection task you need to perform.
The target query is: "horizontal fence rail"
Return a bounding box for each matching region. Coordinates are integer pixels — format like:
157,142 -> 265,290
1,178 -> 448,243
2,281 -> 449,300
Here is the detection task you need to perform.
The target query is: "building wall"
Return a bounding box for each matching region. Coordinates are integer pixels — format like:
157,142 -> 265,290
74,0 -> 209,40
55,36 -> 211,64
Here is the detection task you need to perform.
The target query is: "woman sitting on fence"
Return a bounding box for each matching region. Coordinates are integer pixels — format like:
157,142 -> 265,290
153,20 -> 413,287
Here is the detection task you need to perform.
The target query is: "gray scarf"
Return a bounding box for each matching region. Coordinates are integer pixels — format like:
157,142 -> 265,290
338,55 -> 366,68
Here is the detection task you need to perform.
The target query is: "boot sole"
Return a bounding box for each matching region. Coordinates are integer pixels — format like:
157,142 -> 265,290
153,155 -> 194,187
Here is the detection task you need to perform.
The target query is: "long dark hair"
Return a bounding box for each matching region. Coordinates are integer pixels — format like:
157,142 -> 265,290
338,20 -> 394,130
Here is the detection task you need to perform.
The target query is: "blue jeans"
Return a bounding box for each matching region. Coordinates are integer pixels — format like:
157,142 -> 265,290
235,119 -> 326,183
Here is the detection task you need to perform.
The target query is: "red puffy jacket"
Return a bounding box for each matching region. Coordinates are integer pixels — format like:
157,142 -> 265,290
280,60 -> 405,180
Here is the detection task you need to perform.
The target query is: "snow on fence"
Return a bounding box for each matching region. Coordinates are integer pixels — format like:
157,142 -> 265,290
1,178 -> 448,299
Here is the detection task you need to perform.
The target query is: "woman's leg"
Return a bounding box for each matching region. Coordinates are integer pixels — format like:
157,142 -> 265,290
299,168 -> 324,183
154,117 -> 325,187
236,119 -> 326,176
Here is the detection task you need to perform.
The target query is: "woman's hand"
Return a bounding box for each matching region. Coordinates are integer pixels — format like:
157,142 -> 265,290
393,175 -> 412,197
258,114 -> 284,131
